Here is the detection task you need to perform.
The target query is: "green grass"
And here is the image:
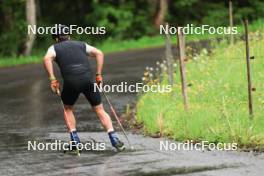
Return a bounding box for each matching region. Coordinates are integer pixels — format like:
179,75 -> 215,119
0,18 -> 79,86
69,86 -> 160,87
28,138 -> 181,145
136,34 -> 264,150
0,55 -> 41,67
1,19 -> 264,68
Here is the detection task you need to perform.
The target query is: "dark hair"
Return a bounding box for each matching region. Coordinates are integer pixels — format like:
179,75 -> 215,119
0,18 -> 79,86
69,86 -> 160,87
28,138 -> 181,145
52,24 -> 70,42
57,35 -> 70,41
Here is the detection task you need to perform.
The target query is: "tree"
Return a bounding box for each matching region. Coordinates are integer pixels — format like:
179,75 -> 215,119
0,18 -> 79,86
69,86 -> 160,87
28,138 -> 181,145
0,0 -> 26,56
153,0 -> 168,28
22,0 -> 36,56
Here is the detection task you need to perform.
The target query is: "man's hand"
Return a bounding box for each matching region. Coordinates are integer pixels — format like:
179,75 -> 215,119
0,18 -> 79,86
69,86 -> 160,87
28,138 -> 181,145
50,79 -> 60,94
96,73 -> 103,86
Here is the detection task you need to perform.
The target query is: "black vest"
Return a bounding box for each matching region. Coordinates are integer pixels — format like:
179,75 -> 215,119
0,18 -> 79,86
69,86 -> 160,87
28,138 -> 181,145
54,40 -> 92,80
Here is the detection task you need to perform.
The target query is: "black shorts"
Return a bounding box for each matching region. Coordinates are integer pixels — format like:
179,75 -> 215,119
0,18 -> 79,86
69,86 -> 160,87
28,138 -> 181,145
61,78 -> 101,106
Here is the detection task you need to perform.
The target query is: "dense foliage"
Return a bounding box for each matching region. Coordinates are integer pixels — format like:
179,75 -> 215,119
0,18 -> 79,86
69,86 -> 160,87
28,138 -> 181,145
1,0 -> 264,56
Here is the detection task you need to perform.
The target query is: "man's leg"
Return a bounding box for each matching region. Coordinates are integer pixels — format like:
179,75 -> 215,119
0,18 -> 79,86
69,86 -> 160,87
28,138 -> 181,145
93,104 -> 114,132
63,105 -> 77,132
93,104 -> 125,151
83,83 -> 125,150
63,105 -> 80,146
60,82 -> 81,147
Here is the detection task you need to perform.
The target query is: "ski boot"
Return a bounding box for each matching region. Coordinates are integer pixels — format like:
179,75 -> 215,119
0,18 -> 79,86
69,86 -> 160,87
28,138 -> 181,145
108,131 -> 125,151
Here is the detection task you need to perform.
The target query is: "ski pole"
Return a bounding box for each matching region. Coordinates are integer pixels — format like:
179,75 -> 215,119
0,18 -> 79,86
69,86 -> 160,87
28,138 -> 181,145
96,84 -> 134,149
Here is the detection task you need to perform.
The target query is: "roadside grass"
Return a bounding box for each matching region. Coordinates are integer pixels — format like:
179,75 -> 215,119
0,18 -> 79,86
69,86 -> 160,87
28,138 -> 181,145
0,55 -> 40,67
136,34 -> 264,150
1,19 -> 264,68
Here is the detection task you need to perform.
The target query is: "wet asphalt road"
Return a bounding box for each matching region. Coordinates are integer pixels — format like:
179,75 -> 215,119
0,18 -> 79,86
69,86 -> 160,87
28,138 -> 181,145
0,47 -> 263,176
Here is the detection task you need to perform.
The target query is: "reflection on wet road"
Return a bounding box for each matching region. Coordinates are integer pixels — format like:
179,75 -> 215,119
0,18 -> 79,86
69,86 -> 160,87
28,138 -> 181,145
0,47 -> 263,176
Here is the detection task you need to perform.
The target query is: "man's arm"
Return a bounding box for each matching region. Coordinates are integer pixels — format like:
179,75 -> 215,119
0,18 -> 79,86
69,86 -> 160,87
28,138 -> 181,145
43,47 -> 60,94
89,48 -> 104,75
43,52 -> 56,80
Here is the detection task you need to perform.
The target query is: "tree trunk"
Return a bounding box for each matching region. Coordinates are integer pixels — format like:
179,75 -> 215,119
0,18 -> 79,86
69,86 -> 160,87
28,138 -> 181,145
22,0 -> 36,56
153,0 -> 168,28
